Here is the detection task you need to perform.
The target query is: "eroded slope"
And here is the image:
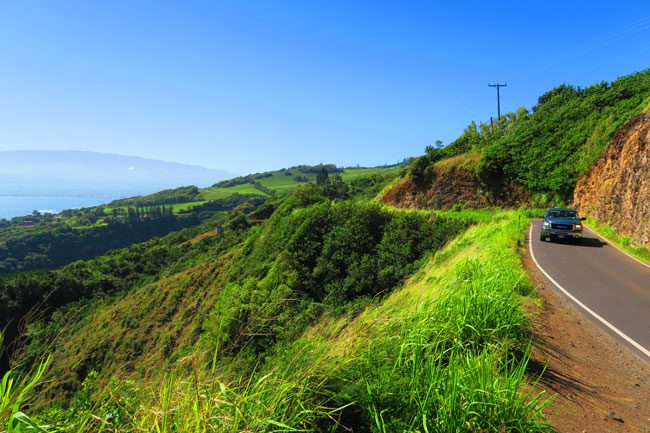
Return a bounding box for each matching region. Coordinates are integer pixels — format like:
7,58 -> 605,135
573,113 -> 650,246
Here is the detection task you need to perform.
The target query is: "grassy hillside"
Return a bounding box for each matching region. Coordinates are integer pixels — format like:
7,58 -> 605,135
400,69 -> 650,206
0,164 -> 400,275
0,195 -> 262,274
6,70 -> 650,432
17,191 -> 468,399
4,207 -> 552,432
202,165 -> 401,199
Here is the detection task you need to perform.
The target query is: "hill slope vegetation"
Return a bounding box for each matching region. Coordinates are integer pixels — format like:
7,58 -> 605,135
383,69 -> 650,208
3,69 -> 650,432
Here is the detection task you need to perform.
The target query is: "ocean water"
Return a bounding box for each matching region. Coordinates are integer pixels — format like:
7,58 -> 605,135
0,196 -> 117,220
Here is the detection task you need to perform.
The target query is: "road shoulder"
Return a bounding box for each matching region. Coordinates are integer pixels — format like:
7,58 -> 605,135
523,246 -> 650,432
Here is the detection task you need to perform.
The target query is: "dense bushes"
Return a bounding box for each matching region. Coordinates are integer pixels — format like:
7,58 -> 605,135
477,69 -> 650,203
406,69 -> 650,205
203,197 -> 468,359
409,109 -> 528,186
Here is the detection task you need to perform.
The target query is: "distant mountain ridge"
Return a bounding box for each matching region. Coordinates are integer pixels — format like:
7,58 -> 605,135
0,150 -> 235,197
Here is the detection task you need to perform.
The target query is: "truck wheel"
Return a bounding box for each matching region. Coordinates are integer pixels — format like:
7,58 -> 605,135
539,233 -> 545,242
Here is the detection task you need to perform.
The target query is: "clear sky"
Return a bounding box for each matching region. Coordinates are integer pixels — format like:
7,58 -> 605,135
1,1 -> 650,174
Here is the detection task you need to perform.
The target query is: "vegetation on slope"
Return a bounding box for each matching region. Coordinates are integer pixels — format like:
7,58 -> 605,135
4,210 -> 552,432
0,194 -> 261,274
401,69 -> 650,207
12,186 -> 467,402
203,164 -> 402,199
10,67 -> 648,430
478,69 -> 650,203
108,186 -> 205,207
0,165 -> 398,275
0,197 -> 267,372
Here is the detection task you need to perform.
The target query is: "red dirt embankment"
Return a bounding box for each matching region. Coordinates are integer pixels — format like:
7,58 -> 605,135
379,153 -> 526,209
573,113 -> 650,247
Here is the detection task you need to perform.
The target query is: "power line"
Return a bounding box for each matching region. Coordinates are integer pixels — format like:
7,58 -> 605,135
488,83 -> 507,119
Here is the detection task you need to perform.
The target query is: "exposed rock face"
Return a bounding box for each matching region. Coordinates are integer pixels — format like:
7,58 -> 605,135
573,113 -> 650,247
379,165 -> 527,209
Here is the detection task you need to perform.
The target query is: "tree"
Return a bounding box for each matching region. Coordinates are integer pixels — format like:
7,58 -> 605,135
322,175 -> 349,200
316,166 -> 329,186
409,155 -> 432,186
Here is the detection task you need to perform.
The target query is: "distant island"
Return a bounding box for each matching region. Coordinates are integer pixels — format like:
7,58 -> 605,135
0,150 -> 235,197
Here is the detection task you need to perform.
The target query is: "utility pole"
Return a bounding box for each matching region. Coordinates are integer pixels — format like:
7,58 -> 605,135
488,83 -> 507,119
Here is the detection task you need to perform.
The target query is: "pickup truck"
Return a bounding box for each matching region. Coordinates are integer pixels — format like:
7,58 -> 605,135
540,208 -> 587,243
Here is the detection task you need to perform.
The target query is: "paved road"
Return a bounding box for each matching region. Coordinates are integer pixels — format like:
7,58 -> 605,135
529,220 -> 650,360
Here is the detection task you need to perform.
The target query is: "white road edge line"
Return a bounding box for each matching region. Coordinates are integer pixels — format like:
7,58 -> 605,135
528,223 -> 650,359
583,223 -> 650,269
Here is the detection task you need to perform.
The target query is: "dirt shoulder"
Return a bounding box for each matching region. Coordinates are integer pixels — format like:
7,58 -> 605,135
523,250 -> 650,432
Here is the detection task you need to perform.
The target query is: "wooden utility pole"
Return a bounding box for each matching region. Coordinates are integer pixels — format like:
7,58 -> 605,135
488,83 -> 507,119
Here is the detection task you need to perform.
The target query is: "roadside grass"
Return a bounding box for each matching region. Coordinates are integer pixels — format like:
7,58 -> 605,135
264,210 -> 551,432
17,209 -> 552,432
1,332 -> 50,433
584,217 -> 650,264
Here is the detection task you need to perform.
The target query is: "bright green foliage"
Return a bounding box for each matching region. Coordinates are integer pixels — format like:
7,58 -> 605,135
478,70 -> 650,203
0,206 -> 252,370
0,195 -> 260,274
409,108 -> 529,186
1,332 -> 50,433
4,209 -> 553,432
203,195 -> 468,360
320,211 -> 551,432
585,218 -> 650,263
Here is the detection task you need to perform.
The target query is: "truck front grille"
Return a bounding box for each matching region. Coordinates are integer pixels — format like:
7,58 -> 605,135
551,223 -> 573,230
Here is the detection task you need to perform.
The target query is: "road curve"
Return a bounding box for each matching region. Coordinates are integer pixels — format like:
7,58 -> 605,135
528,220 -> 650,360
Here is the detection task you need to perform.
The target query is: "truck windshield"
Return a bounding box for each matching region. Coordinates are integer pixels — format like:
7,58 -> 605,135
548,210 -> 578,218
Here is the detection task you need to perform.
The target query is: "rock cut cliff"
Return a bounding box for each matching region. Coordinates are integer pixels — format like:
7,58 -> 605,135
573,113 -> 650,247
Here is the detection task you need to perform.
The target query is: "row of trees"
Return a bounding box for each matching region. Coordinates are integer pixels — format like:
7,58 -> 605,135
107,205 -> 175,221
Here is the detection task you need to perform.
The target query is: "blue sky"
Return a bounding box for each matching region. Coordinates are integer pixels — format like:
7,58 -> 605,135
1,1 -> 650,174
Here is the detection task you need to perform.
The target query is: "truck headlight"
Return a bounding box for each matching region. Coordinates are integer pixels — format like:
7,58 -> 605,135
575,224 -> 582,230
542,222 -> 550,228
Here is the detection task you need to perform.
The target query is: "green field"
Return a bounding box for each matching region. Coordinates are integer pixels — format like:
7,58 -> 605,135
201,165 -> 400,199
201,183 -> 268,199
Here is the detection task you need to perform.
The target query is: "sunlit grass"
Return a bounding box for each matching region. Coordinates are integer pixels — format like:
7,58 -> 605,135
16,210 -> 553,432
585,216 -> 650,263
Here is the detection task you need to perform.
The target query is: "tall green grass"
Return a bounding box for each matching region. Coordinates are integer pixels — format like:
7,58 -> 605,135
327,213 -> 551,432
1,332 -> 50,433
584,217 -> 650,263
13,210 -> 553,432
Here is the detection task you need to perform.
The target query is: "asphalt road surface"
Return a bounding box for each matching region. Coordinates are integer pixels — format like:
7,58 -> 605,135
529,220 -> 650,360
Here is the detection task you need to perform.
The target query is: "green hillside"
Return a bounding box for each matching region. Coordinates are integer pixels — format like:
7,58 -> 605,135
405,69 -> 650,205
3,69 -> 650,432
202,165 -> 402,199
2,188 -> 551,432
0,165 -> 400,275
